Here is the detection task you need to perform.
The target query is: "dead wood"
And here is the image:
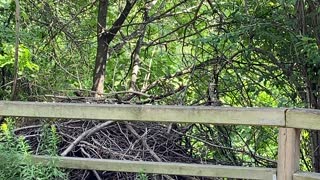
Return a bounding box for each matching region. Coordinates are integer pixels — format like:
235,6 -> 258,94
61,121 -> 113,156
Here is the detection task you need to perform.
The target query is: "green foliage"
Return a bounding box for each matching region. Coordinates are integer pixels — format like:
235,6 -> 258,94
0,118 -> 66,180
0,43 -> 39,72
39,122 -> 60,156
136,170 -> 148,180
0,0 -> 318,172
300,130 -> 312,171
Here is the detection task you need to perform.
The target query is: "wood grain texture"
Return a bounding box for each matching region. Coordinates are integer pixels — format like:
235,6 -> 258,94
30,155 -> 276,179
0,101 -> 285,126
277,128 -> 301,180
286,109 -> 320,130
293,172 -> 320,180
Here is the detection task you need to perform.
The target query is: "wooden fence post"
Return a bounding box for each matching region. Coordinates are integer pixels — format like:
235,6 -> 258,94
277,128 -> 301,180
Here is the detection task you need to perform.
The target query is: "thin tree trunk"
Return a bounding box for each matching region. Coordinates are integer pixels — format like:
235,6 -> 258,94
129,1 -> 156,91
11,0 -> 20,100
306,0 -> 320,172
296,0 -> 320,172
311,130 -> 320,172
305,70 -> 320,172
92,0 -> 137,97
92,0 -> 108,97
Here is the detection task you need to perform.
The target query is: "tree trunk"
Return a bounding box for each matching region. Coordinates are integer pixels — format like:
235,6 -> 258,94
311,131 -> 320,172
92,0 -> 108,97
11,0 -> 20,100
92,0 -> 137,97
305,71 -> 320,172
129,1 -> 154,91
295,0 -> 320,172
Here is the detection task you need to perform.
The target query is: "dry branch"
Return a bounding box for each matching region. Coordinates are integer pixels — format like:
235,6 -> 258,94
80,147 -> 102,180
61,121 -> 113,156
125,122 -> 175,180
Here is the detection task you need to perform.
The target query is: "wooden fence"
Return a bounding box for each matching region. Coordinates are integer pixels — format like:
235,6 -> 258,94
0,101 -> 320,180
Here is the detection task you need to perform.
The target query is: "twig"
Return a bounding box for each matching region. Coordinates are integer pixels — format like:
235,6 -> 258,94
23,134 -> 39,138
61,121 -> 113,156
91,138 -> 137,159
42,95 -> 118,102
170,128 -> 277,164
14,125 -> 42,133
59,131 -> 104,159
80,147 -> 102,180
137,85 -> 186,104
125,122 -> 174,180
69,89 -> 151,98
0,77 -> 23,88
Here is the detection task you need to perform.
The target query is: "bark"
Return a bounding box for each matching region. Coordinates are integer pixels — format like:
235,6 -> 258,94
295,0 -> 320,172
129,30 -> 144,91
305,66 -> 320,172
92,0 -> 137,96
129,1 -> 157,91
11,0 -> 20,100
305,0 -> 320,172
311,130 -> 320,172
92,0 -> 108,97
208,62 -> 222,106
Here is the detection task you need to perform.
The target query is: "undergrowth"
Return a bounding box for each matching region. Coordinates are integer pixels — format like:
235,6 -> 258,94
0,118 -> 67,180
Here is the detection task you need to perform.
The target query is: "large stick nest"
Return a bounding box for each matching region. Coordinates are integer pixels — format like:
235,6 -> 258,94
14,97 -> 271,179
15,117 -> 220,180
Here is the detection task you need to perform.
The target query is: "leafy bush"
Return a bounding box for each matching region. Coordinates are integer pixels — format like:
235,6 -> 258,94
0,118 -> 67,180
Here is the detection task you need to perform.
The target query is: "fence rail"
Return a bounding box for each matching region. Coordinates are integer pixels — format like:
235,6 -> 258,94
30,156 -> 276,180
286,109 -> 320,130
293,172 -> 320,180
0,101 -> 286,126
1,101 -> 320,180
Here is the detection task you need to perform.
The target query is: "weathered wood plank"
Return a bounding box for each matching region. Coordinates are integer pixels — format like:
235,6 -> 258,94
286,109 -> 320,130
31,155 -> 276,179
293,172 -> 320,180
0,101 -> 285,126
277,128 -> 301,180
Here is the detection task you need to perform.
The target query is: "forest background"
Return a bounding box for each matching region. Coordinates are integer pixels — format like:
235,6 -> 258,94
0,0 -> 320,179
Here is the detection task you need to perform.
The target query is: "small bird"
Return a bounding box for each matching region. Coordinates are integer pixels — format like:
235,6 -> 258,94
73,91 -> 83,97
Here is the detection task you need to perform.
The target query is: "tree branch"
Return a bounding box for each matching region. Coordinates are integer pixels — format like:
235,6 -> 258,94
106,0 -> 137,45
61,121 -> 113,156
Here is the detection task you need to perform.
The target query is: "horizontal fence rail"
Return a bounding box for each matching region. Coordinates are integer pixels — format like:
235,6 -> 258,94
0,101 -> 286,126
1,101 -> 319,129
286,109 -> 320,130
1,101 -> 320,180
293,172 -> 320,180
31,156 -> 276,180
